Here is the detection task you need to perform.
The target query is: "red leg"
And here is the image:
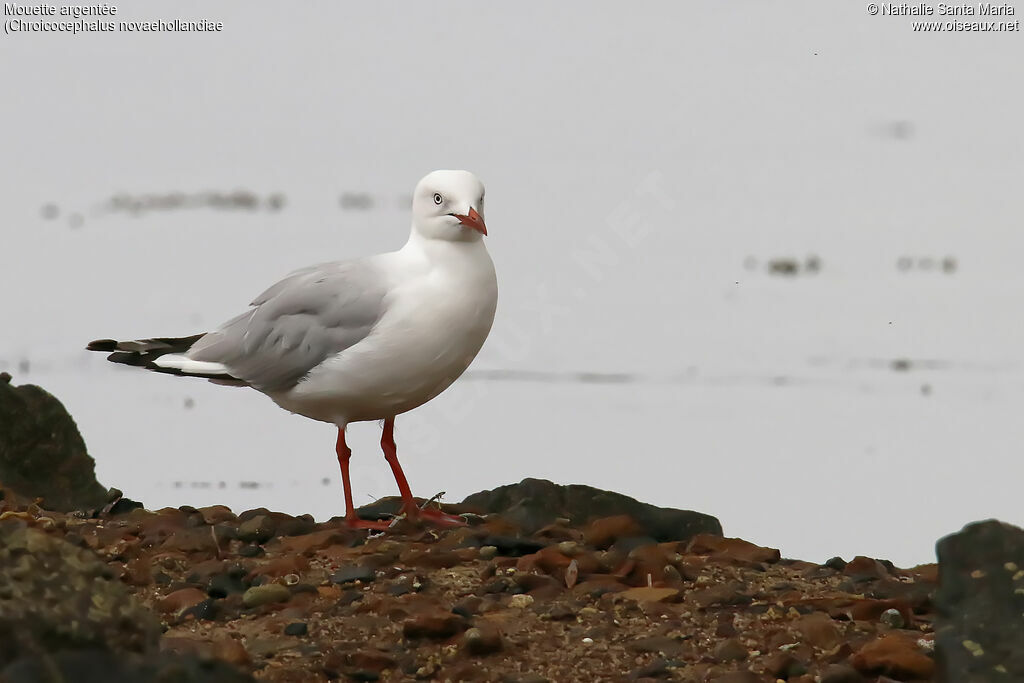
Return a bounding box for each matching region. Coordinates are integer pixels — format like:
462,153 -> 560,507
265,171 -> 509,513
380,417 -> 415,506
336,426 -> 390,531
381,418 -> 466,527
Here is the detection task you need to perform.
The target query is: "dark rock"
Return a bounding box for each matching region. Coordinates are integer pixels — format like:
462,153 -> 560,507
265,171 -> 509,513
402,612 -> 466,639
1,649 -> 254,682
180,598 -> 219,622
452,596 -> 483,618
0,379 -> 108,510
236,514 -> 276,544
626,657 -> 682,679
462,623 -> 503,655
461,478 -> 721,541
0,525 -> 160,668
331,564 -> 376,585
935,519 -> 1024,682
208,571 -> 248,598
238,542 -> 264,557
824,556 -> 848,571
764,651 -> 807,679
688,581 -> 752,609
387,582 -> 414,597
107,495 -> 144,515
277,514 -> 316,536
712,637 -> 748,662
284,622 -> 308,636
481,535 -> 547,556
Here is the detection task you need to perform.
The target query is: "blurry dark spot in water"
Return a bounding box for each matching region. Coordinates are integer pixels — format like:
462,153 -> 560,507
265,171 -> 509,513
106,190 -> 285,216
870,120 -> 915,141
897,255 -> 957,275
889,121 -> 914,141
17,359 -> 30,374
767,258 -> 799,276
321,477 -> 331,486
267,193 -> 286,211
183,397 -> 195,409
921,384 -> 932,396
68,213 -> 83,229
340,192 -> 374,210
804,254 -> 821,273
891,359 -> 912,372
41,203 -> 59,220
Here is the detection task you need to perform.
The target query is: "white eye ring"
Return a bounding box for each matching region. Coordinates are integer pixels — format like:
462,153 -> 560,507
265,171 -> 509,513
433,193 -> 443,205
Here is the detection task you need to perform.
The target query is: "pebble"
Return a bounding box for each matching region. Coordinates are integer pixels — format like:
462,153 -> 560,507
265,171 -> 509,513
242,583 -> 292,608
198,505 -> 236,525
180,598 -> 218,622
712,637 -> 748,662
207,572 -> 247,598
463,624 -> 504,655
850,633 -> 934,679
402,612 -> 466,639
237,514 -> 276,544
824,556 -> 848,571
557,541 -> 580,556
793,612 -> 842,650
509,594 -> 534,609
688,581 -> 751,608
478,545 -> 498,560
157,587 -> 207,614
583,515 -> 644,549
238,543 -> 264,557
283,621 -> 308,636
879,607 -> 905,628
330,565 -> 376,585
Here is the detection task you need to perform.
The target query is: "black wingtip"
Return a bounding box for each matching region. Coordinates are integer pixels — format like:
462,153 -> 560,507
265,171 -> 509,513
87,339 -> 119,352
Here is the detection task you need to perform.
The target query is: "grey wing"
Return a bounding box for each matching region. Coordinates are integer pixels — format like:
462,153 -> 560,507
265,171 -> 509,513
187,260 -> 388,393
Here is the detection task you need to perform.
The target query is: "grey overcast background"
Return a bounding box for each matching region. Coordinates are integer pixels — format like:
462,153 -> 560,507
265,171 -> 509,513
2,2 -> 1021,566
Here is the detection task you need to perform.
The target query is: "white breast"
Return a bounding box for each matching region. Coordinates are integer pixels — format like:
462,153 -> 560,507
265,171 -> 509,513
272,238 -> 497,425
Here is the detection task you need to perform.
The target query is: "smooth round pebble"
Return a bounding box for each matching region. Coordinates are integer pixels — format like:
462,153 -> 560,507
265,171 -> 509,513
509,594 -> 534,609
242,583 -> 292,608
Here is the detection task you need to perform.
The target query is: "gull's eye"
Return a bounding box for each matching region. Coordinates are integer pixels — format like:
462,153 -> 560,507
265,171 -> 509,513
433,193 -> 443,205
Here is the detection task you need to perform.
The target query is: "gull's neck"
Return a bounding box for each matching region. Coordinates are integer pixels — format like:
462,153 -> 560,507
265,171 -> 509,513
401,227 -> 488,263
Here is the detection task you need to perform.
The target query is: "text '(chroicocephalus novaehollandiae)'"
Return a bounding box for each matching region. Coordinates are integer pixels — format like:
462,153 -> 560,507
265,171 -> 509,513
88,170 -> 498,529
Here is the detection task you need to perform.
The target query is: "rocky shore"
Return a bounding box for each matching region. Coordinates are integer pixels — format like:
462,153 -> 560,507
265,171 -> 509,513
1,375 -> 1020,682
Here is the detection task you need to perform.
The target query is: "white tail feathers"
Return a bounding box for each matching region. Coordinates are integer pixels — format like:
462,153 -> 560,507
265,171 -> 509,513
152,354 -> 231,376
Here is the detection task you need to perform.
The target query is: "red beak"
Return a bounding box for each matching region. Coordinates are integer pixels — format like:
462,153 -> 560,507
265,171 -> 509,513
454,207 -> 487,236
